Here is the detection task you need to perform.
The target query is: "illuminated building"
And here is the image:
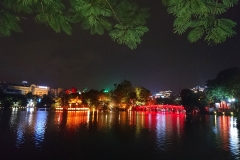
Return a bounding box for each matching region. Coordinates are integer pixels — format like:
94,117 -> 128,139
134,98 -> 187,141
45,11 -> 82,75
2,88 -> 22,94
190,86 -> 205,93
9,84 -> 50,97
155,90 -> 172,98
50,87 -> 63,97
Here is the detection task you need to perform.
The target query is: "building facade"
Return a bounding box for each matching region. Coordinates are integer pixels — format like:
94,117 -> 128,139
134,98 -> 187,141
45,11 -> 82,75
9,84 -> 50,96
155,90 -> 172,98
190,86 -> 205,93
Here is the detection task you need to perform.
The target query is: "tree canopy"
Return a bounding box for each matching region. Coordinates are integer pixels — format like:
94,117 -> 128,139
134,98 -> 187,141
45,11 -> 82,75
0,0 -> 238,49
180,88 -> 207,112
206,67 -> 240,103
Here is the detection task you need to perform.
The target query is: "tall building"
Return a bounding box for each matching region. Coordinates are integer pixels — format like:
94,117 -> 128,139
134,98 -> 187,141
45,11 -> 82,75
50,88 -> 63,97
155,90 -> 172,98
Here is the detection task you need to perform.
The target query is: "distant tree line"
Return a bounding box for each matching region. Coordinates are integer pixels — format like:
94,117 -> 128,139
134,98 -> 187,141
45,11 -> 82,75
60,80 -> 153,110
0,90 -> 27,108
1,68 -> 240,113
0,90 -> 55,109
179,67 -> 240,113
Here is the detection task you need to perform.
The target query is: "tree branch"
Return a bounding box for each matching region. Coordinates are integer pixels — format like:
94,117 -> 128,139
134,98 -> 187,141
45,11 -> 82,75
104,0 -> 122,25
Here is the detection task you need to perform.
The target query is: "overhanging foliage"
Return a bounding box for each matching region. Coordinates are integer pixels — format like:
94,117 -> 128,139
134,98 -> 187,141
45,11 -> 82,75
0,0 -> 238,49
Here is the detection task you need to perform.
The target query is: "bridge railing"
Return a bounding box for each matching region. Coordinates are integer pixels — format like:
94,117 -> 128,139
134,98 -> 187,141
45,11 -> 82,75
132,105 -> 185,113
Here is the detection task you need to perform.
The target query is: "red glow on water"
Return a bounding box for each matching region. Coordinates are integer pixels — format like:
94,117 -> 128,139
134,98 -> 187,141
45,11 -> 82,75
128,111 -> 185,136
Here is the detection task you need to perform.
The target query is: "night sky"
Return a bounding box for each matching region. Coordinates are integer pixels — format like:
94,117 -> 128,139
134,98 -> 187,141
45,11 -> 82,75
0,1 -> 240,94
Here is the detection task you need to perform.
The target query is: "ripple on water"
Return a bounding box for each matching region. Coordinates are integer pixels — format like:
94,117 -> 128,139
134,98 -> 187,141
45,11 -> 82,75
1,110 -> 240,160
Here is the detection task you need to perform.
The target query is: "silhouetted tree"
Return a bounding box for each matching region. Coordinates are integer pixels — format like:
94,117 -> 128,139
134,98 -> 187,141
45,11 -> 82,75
180,89 -> 207,113
82,89 -> 99,107
39,95 -> 54,108
113,80 -> 133,107
0,92 -> 27,108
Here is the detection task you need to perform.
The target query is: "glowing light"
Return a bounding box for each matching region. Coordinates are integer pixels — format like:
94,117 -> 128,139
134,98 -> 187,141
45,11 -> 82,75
71,108 -> 88,110
55,107 -> 63,110
56,107 -> 90,111
39,86 -> 48,89
27,107 -> 34,112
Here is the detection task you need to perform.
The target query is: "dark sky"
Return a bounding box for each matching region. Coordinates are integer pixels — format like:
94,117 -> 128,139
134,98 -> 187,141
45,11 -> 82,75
0,1 -> 240,94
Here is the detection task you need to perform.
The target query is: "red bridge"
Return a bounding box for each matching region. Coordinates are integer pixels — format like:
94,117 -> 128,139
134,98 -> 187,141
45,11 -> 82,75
132,105 -> 186,113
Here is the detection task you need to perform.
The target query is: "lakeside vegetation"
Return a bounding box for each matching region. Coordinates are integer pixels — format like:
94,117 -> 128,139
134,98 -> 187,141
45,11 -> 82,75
1,67 -> 240,114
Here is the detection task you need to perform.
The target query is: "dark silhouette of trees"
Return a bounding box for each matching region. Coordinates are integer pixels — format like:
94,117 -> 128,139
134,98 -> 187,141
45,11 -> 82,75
113,80 -> 133,108
180,89 -> 207,113
0,91 -> 27,108
82,89 -> 99,107
39,95 -> 55,108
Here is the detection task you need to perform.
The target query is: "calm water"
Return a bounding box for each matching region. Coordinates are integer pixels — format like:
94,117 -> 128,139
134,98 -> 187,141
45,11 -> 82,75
0,109 -> 239,160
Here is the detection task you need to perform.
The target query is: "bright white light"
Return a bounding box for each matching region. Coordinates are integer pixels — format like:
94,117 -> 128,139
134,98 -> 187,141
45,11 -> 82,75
39,86 -> 48,89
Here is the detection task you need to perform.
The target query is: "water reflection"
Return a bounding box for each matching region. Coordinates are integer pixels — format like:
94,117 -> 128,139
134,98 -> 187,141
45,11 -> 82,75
34,111 -> 48,147
229,117 -> 239,156
14,109 -> 48,147
0,110 -> 239,159
212,115 -> 240,156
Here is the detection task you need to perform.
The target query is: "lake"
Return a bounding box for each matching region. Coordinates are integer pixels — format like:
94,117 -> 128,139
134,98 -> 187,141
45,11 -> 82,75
0,108 -> 239,160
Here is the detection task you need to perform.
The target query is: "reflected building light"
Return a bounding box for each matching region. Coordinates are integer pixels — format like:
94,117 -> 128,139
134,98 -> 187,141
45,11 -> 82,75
34,111 -> 48,147
27,107 -> 34,112
135,112 -> 141,136
10,111 -> 18,125
12,107 -> 18,113
54,111 -> 63,125
129,111 -> 132,125
109,113 -> 112,125
156,114 -> 166,149
27,99 -> 34,108
129,111 -> 136,126
91,111 -> 94,123
66,111 -> 89,129
118,113 -> 120,123
15,112 -> 30,147
148,114 -> 152,129
229,117 -> 239,156
87,111 -> 90,124
177,116 -> 180,136
97,110 -> 98,122
57,114 -> 61,123
16,127 -> 25,148
27,108 -> 34,126
214,115 -> 217,127
217,116 -> 230,150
